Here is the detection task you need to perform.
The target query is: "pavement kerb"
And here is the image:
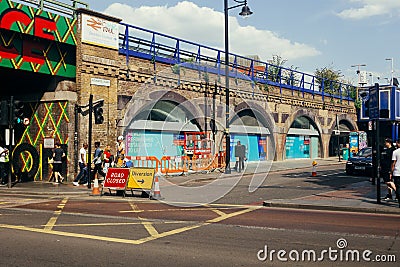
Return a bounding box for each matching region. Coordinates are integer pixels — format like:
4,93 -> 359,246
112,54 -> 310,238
0,189 -> 90,196
0,159 -> 347,197
174,161 -> 346,183
269,160 -> 345,173
262,201 -> 400,215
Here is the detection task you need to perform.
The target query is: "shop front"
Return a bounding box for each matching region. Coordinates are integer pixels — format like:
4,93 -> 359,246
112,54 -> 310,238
230,125 -> 270,162
285,116 -> 320,159
125,120 -> 197,160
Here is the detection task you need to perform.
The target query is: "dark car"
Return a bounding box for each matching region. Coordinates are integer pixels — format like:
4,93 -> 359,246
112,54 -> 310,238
345,147 -> 373,176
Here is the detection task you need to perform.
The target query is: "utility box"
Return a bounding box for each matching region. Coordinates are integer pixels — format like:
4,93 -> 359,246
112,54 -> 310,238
342,148 -> 349,161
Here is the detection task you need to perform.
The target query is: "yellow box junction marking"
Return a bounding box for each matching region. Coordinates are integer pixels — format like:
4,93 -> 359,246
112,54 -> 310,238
0,202 -> 260,245
129,201 -> 159,236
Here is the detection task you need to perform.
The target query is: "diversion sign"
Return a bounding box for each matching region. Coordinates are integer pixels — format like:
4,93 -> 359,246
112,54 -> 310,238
127,167 -> 155,190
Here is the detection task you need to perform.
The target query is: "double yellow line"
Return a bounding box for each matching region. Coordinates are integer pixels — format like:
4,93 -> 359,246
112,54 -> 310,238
44,197 -> 68,231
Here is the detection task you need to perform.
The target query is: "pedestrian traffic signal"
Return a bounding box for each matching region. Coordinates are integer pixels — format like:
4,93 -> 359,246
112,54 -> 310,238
13,100 -> 25,124
0,100 -> 9,126
94,103 -> 104,124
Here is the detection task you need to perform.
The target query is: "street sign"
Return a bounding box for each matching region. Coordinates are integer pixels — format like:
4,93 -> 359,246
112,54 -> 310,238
43,138 -> 55,149
369,83 -> 379,120
127,167 -> 155,191
90,78 -> 111,87
103,168 -> 130,190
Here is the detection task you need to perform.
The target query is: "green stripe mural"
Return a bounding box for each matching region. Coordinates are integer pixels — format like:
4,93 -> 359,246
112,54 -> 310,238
17,101 -> 70,180
0,0 -> 76,77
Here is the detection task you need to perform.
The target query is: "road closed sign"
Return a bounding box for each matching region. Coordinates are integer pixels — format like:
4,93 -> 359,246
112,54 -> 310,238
127,167 -> 155,190
103,168 -> 130,190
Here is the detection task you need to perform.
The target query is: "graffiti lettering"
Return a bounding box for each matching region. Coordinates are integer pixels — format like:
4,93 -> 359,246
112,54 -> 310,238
0,9 -> 57,64
0,37 -> 45,64
0,9 -> 56,40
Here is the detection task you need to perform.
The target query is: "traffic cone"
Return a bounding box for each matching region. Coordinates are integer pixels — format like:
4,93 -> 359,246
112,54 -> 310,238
311,161 -> 317,177
90,178 -> 101,196
150,175 -> 162,200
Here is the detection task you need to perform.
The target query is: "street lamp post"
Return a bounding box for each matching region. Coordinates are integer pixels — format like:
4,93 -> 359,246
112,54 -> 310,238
369,73 -> 373,86
224,0 -> 252,174
385,58 -> 394,86
351,64 -> 367,87
351,64 -> 367,105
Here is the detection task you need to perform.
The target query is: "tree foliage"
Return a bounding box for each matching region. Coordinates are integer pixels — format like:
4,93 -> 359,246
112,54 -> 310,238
263,55 -> 299,92
314,66 -> 343,102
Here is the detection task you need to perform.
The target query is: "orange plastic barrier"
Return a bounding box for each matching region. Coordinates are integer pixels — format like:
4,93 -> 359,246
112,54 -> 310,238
191,153 -> 227,171
124,156 -> 160,172
125,153 -> 226,175
160,156 -> 189,174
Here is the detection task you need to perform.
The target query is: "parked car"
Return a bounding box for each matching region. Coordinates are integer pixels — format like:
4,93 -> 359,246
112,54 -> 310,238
345,147 -> 373,176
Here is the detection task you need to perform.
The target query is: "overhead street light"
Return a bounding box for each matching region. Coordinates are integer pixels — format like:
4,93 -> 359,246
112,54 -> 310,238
224,0 -> 253,174
351,64 -> 367,87
385,58 -> 394,86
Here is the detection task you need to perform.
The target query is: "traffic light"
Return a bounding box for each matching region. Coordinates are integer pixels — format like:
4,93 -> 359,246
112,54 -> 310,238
0,100 -> 9,125
94,103 -> 104,124
13,100 -> 25,124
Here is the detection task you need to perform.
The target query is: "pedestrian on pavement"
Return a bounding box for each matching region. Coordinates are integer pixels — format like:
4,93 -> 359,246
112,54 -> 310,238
115,154 -> 125,168
103,144 -> 112,173
0,143 -> 9,185
381,138 -> 396,200
116,135 -> 125,158
47,156 -> 55,182
73,143 -> 88,186
234,141 -> 245,172
390,139 -> 400,208
52,143 -> 65,184
92,141 -> 105,180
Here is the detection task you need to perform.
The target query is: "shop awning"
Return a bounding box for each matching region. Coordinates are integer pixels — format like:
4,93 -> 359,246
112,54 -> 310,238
287,128 -> 319,136
230,125 -> 270,135
127,120 -> 198,132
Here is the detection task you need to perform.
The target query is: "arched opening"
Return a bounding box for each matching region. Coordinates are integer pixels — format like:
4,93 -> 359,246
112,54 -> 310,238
328,119 -> 355,157
285,116 -> 321,159
229,108 -> 274,162
124,100 -> 200,159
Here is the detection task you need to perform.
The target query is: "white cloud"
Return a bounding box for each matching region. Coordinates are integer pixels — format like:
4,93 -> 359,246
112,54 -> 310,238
104,1 -> 320,62
337,0 -> 400,20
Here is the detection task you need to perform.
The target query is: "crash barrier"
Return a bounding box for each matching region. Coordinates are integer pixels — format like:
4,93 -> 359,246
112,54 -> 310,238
124,156 -> 160,172
160,156 -> 189,174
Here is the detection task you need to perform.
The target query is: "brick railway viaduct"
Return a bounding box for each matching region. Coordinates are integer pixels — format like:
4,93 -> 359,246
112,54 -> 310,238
0,3 -> 357,180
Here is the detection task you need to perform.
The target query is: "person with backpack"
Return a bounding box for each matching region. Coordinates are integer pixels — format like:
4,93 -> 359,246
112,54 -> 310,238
92,141 -> 105,180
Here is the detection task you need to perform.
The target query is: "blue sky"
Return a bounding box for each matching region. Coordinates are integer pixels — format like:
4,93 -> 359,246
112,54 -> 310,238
83,0 -> 400,85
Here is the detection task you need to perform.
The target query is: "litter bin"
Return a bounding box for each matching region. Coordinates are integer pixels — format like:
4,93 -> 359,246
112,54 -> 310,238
342,148 -> 349,161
